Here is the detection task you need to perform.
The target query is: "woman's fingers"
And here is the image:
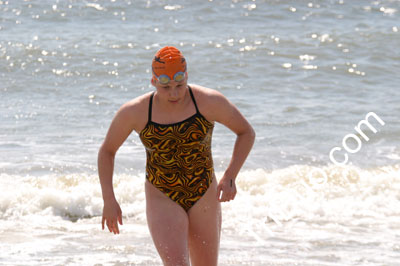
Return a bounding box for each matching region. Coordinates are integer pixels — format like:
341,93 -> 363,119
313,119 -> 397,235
102,201 -> 122,234
217,178 -> 237,202
106,220 -> 112,232
104,218 -> 120,234
220,190 -> 235,202
111,220 -> 119,234
113,221 -> 119,234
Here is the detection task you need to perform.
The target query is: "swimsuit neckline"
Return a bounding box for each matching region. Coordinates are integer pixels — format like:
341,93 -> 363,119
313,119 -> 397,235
148,112 -> 200,127
140,86 -> 213,135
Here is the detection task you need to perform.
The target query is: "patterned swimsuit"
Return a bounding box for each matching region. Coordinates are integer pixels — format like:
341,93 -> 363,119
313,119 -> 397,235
139,86 -> 214,212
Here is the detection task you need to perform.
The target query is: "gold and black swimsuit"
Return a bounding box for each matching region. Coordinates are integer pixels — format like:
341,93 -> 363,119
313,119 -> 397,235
139,86 -> 214,212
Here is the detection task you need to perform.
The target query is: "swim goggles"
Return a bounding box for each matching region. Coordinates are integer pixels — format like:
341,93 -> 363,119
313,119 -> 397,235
152,69 -> 186,85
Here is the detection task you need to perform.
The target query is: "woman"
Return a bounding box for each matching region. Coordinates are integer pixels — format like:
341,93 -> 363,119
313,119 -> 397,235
98,46 -> 255,266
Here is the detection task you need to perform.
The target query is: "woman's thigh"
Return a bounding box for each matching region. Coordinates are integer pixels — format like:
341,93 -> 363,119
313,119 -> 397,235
145,181 -> 190,266
187,175 -> 222,266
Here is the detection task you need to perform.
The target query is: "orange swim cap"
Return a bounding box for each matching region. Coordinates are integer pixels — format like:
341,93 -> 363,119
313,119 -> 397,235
152,46 -> 187,80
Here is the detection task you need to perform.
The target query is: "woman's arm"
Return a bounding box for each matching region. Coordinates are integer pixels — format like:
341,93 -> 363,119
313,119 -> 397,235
98,101 -> 139,234
208,90 -> 256,202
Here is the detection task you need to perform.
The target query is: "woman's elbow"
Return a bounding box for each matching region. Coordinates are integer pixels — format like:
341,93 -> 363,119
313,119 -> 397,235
249,125 -> 256,143
238,124 -> 256,141
98,143 -> 116,158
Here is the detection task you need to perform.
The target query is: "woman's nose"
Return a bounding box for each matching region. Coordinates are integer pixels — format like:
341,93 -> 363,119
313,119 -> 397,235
169,87 -> 179,98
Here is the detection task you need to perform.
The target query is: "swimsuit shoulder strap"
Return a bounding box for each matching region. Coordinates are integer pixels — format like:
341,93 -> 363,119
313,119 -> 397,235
188,86 -> 199,114
148,92 -> 155,122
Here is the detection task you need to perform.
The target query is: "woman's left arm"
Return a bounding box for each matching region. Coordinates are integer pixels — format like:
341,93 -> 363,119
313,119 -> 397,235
210,91 -> 256,202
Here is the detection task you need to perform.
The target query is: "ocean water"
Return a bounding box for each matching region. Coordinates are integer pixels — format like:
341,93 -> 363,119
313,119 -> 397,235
1,0 -> 399,265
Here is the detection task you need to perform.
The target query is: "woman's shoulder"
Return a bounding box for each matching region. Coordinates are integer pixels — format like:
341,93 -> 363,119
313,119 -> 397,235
189,84 -> 231,122
120,91 -> 153,113
116,91 -> 153,132
189,84 -> 225,104
190,84 -> 229,107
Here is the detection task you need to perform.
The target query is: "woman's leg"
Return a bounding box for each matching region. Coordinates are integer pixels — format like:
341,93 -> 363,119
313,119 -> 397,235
145,181 -> 190,266
187,175 -> 222,266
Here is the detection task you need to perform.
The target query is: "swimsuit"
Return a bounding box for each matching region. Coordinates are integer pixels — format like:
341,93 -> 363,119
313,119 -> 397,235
139,86 -> 214,212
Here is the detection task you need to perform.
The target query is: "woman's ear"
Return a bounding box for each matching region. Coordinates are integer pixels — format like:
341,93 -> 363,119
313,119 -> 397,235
151,77 -> 156,87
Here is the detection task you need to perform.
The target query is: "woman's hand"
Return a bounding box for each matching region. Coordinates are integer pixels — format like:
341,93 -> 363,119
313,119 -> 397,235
102,198 -> 123,234
217,175 -> 237,202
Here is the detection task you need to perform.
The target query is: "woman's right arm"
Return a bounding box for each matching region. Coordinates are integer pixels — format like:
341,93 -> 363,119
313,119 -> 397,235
98,102 -> 139,234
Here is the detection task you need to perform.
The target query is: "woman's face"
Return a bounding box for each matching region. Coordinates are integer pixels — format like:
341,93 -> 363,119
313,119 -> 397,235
151,73 -> 189,105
